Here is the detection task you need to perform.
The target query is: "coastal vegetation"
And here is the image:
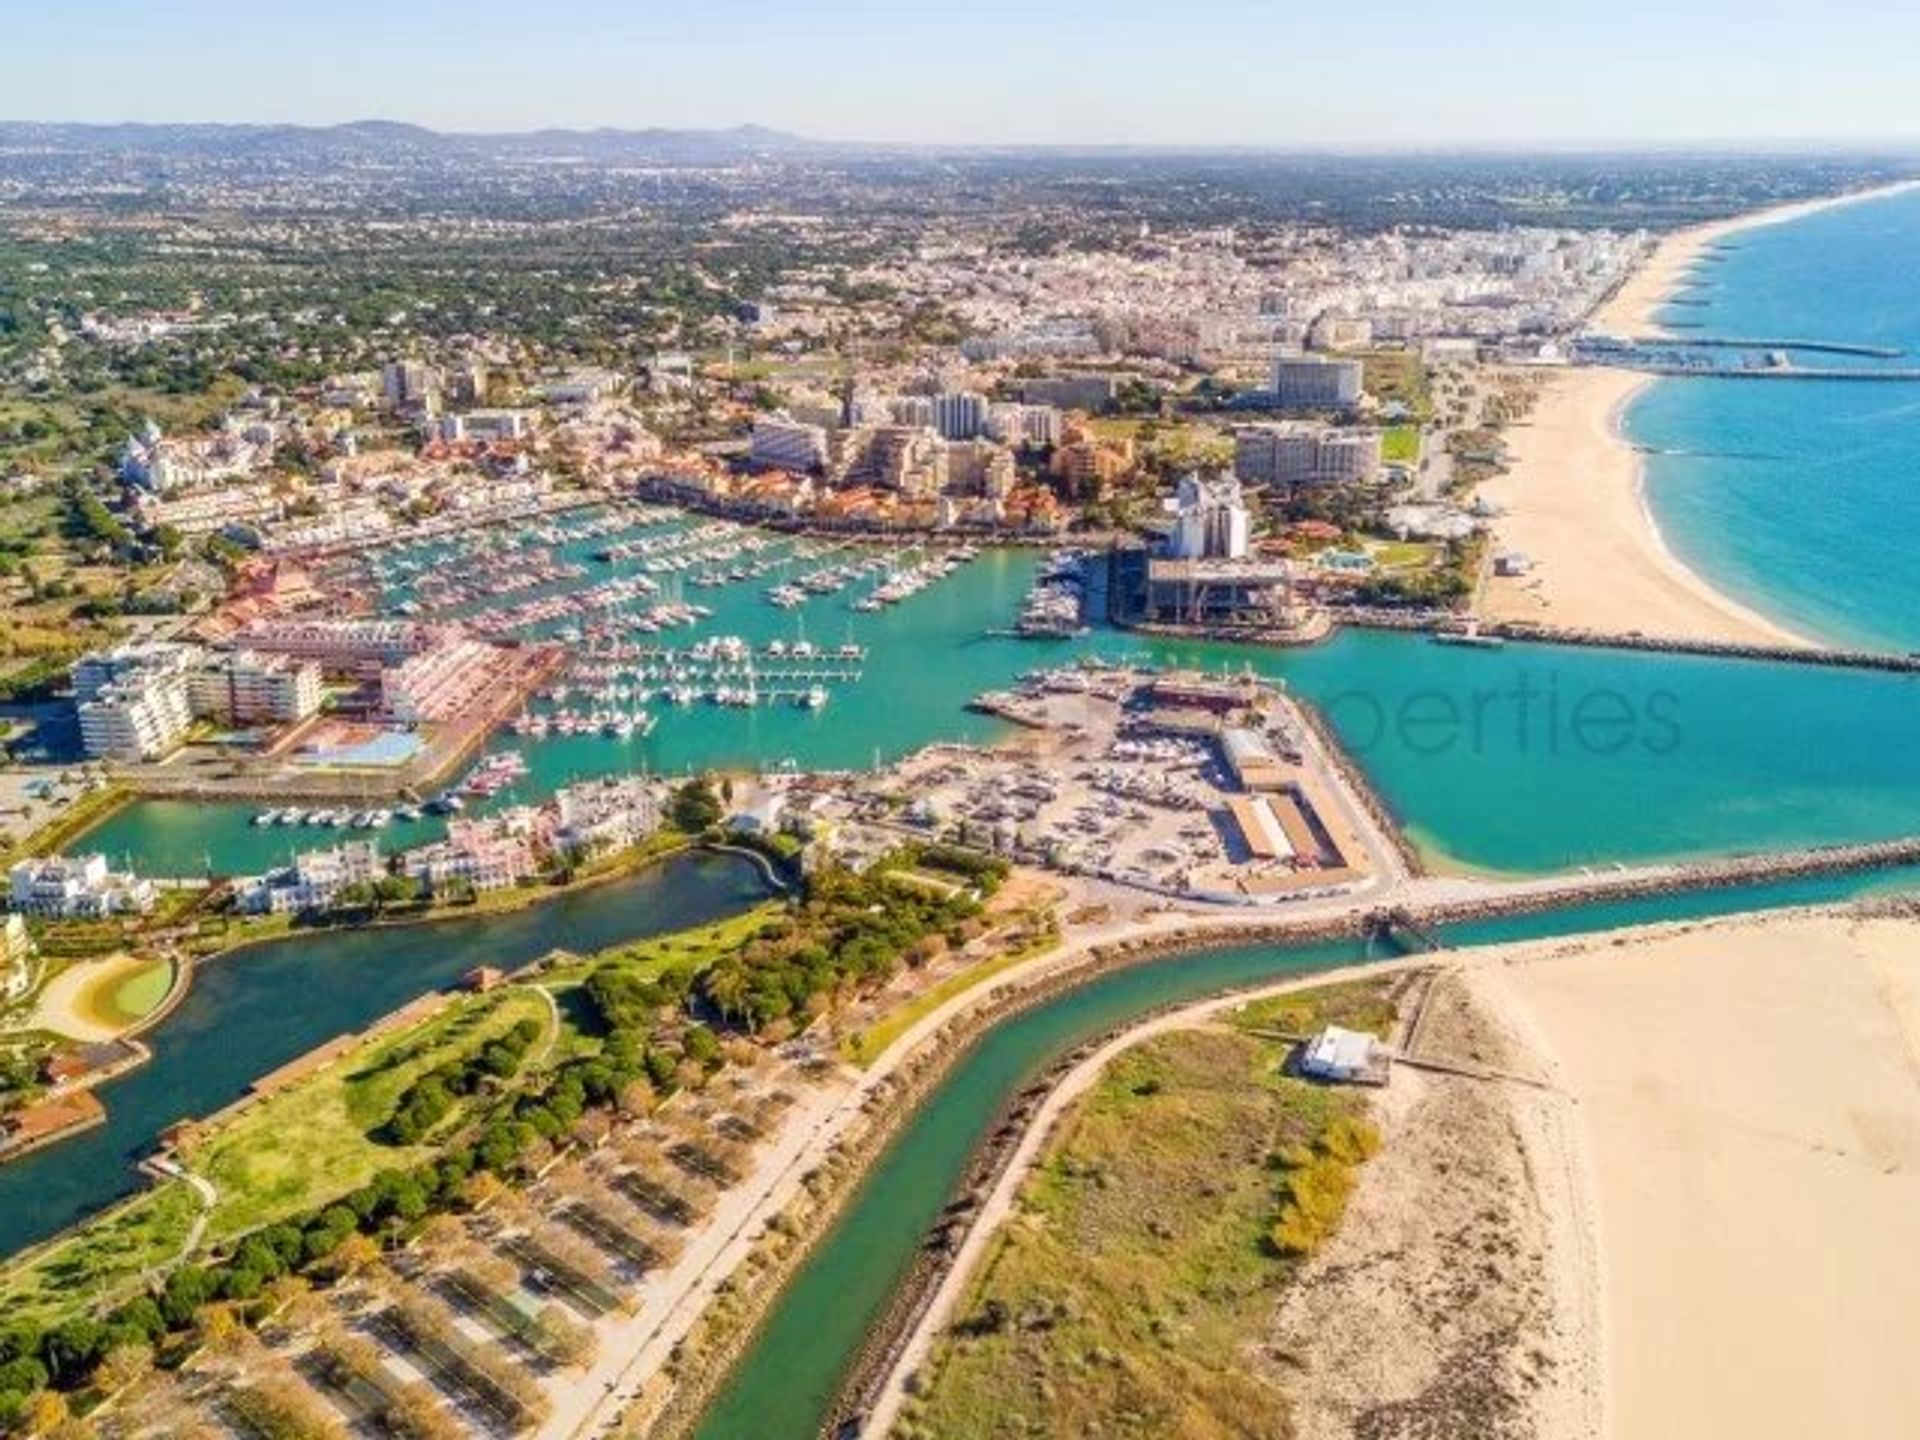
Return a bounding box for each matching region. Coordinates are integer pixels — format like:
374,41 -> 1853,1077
894,980 -> 1392,1440
189,988 -> 555,1239
0,839 -> 1011,1428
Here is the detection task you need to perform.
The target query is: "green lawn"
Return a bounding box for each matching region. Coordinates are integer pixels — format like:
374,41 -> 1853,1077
191,986 -> 555,1240
1367,539 -> 1439,572
545,901 -> 782,991
0,1182 -> 201,1328
1381,423 -> 1421,465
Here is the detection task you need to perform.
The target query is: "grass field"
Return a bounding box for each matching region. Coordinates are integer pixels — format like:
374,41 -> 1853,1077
898,981 -> 1393,1440
190,986 -> 555,1240
0,1182 -> 201,1329
1381,423 -> 1421,464
1366,538 -> 1439,572
546,900 -> 781,990
1359,350 -> 1432,420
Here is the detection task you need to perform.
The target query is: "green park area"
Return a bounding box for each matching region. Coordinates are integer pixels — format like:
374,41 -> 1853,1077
0,1182 -> 202,1331
188,986 -> 557,1242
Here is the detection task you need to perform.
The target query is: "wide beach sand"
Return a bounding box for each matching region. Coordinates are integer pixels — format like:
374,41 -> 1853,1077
1474,909 -> 1920,1438
1478,182 -> 1920,648
1475,365 -> 1802,645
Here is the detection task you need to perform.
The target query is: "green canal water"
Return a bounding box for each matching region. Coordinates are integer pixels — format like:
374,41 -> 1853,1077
0,852 -> 775,1258
75,544 -> 1920,878
692,863 -> 1920,1439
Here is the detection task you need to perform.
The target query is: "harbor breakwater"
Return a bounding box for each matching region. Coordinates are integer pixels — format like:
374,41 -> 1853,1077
1329,606 -> 1920,673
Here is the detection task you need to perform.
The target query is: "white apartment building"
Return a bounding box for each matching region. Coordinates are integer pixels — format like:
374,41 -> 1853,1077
1169,472 -> 1251,561
130,480 -> 280,537
750,413 -> 830,473
382,360 -> 439,409
187,650 -> 325,727
240,840 -> 384,914
1271,355 -> 1364,410
887,395 -> 936,429
74,643 -> 199,761
541,368 -> 624,405
551,777 -> 661,856
932,391 -> 990,441
986,402 -> 1063,449
441,409 -> 531,443
8,855 -> 156,919
401,819 -> 536,893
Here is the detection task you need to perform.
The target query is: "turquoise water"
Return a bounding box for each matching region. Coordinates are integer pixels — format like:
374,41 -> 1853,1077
1634,185 -> 1920,650
693,862 -> 1920,1439
73,548 -> 1920,878
0,853 -> 774,1258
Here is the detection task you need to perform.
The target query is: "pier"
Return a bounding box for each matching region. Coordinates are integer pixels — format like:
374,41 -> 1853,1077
1619,334 -> 1903,359
1621,363 -> 1920,382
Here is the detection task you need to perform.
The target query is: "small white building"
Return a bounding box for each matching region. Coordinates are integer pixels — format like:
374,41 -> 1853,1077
727,794 -> 787,837
1298,1025 -> 1390,1085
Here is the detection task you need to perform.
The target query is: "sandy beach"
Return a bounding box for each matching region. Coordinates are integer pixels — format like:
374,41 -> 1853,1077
1475,907 -> 1920,1439
1476,365 -> 1804,645
1478,181 -> 1920,648
871,897 -> 1920,1438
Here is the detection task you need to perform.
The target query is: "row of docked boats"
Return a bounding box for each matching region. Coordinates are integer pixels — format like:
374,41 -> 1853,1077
511,709 -> 661,739
849,546 -> 980,613
250,805 -> 421,830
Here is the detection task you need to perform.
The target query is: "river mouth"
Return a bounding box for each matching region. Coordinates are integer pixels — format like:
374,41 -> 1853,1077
687,863 -> 1920,1439
0,850 -> 776,1259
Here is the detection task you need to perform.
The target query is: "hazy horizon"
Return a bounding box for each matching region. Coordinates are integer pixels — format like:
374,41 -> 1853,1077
5,116 -> 1917,158
9,0 -> 1920,150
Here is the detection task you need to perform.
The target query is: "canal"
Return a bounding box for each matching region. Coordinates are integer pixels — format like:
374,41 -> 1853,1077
0,851 -> 776,1257
690,863 -> 1920,1439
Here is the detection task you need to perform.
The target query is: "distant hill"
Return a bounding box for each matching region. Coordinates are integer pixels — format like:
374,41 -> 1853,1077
0,119 -> 827,164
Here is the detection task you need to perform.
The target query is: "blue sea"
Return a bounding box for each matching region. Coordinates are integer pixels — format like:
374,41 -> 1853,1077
1631,185 -> 1920,650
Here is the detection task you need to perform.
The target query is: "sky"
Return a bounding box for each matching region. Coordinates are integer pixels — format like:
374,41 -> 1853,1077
6,0 -> 1920,148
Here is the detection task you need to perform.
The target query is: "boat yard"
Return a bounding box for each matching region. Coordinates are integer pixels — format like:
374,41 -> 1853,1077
802,662 -> 1385,904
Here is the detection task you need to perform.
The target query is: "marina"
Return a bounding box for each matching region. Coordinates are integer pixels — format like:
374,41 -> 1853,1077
71,540 -> 1920,880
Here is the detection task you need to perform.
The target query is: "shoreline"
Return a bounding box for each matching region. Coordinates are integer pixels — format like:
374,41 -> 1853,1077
867,895 -> 1920,1438
676,831 -> 1920,1438
1480,179 -> 1919,649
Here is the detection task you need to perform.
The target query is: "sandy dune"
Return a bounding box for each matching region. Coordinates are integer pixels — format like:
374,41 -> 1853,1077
1475,910 -> 1920,1439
